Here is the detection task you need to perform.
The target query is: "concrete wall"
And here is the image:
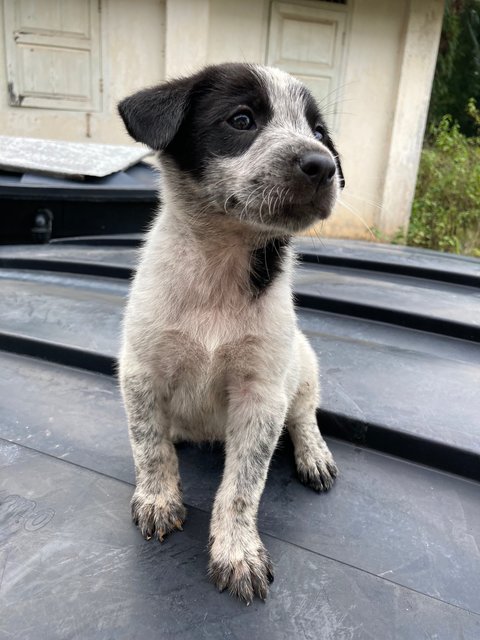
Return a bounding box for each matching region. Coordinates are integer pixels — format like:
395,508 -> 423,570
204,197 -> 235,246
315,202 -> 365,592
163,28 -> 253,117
0,0 -> 444,239
334,0 -> 411,239
379,0 -> 445,236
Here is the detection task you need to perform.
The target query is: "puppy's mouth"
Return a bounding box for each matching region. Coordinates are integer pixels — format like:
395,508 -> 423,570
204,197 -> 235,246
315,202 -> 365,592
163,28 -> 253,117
277,197 -> 334,229
286,181 -> 336,215
284,198 -> 332,220
226,181 -> 336,232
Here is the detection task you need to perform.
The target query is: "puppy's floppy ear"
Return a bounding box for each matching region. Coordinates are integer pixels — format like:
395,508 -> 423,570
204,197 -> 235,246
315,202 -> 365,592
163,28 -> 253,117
326,137 -> 345,189
118,77 -> 192,151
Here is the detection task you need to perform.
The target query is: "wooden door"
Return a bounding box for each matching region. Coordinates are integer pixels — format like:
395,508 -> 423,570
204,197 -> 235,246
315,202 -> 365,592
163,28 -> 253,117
267,0 -> 348,131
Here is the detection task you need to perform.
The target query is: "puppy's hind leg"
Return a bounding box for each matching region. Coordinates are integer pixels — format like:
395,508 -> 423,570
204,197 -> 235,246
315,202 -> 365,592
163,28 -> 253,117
120,367 -> 186,541
287,332 -> 338,492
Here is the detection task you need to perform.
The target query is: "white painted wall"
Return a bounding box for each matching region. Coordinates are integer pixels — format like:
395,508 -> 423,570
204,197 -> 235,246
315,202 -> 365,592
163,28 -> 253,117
0,0 -> 444,238
332,0 -> 412,238
379,0 -> 445,236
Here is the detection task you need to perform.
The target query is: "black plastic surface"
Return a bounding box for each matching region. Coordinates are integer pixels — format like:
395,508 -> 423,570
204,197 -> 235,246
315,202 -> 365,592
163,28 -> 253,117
0,162 -> 157,200
1,243 -> 479,476
0,164 -> 157,242
295,237 -> 480,287
4,439 -> 479,639
1,237 -> 480,637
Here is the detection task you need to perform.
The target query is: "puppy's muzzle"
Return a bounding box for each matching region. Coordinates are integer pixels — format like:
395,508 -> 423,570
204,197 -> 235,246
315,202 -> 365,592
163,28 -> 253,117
297,152 -> 336,188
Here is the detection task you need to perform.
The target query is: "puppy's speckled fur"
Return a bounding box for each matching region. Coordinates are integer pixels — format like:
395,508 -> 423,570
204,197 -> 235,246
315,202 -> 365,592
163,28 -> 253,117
118,63 -> 342,603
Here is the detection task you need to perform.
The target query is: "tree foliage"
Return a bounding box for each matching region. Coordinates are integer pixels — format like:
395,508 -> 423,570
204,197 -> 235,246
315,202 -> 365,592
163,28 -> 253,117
407,1 -> 480,256
427,0 -> 480,137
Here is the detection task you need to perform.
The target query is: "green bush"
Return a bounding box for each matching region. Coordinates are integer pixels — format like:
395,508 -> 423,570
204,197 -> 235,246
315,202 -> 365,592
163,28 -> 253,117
408,110 -> 480,256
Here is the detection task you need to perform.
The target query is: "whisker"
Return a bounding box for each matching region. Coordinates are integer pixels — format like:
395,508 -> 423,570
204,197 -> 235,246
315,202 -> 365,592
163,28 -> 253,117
243,183 -> 265,221
344,192 -> 384,211
306,220 -> 326,251
223,192 -> 237,214
317,81 -> 356,109
267,185 -> 276,221
337,197 -> 377,240
258,185 -> 270,224
321,109 -> 356,118
276,186 -> 287,218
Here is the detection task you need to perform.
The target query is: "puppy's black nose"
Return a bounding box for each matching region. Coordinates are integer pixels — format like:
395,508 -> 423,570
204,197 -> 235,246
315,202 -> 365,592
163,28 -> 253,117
298,152 -> 336,186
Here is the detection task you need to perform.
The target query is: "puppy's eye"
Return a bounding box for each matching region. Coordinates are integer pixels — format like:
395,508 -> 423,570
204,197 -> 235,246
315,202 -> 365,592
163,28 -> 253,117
314,126 -> 324,142
228,111 -> 255,131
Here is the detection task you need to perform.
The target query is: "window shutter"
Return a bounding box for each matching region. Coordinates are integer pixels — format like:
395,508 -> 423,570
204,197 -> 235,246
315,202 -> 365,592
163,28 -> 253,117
3,0 -> 102,111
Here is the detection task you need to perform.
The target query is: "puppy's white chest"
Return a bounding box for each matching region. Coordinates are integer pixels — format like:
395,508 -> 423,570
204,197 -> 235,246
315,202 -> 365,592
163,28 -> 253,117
159,329 -> 245,441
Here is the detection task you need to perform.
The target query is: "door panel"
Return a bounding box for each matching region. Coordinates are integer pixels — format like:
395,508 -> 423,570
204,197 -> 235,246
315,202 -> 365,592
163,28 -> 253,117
267,1 -> 348,130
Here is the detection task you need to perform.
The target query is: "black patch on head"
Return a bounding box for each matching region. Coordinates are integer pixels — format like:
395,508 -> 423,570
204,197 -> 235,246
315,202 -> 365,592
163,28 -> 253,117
249,237 -> 290,297
165,64 -> 273,177
301,87 -> 345,190
118,63 -> 273,178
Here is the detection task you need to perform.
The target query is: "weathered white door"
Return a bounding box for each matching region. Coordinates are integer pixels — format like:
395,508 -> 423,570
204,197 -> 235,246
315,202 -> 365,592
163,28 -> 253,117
267,1 -> 348,130
3,0 -> 102,111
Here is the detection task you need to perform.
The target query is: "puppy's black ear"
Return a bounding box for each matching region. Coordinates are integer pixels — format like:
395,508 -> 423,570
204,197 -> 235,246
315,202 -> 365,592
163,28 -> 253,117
335,154 -> 345,190
118,78 -> 192,151
326,138 -> 345,189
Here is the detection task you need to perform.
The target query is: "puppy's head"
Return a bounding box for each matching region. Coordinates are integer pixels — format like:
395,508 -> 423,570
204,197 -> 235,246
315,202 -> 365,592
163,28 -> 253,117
119,63 -> 344,234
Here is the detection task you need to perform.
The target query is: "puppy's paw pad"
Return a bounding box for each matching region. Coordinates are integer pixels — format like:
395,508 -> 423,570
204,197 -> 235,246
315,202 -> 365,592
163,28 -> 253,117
131,491 -> 186,541
209,546 -> 274,604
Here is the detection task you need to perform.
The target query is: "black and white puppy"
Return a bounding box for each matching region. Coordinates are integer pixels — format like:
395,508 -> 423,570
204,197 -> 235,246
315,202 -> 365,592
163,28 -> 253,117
118,63 -> 344,604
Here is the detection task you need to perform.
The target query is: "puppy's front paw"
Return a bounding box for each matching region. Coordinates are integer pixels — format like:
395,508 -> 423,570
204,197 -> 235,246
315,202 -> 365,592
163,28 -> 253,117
296,448 -> 338,492
131,489 -> 186,542
209,539 -> 274,604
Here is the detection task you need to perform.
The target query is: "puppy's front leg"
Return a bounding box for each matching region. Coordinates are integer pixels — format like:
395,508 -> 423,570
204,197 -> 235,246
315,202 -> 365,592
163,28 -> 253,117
121,370 -> 186,541
209,390 -> 286,603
